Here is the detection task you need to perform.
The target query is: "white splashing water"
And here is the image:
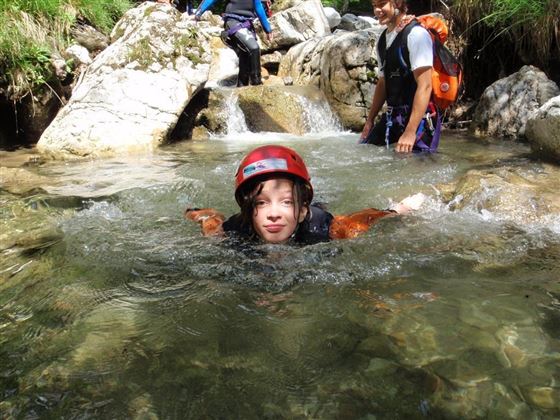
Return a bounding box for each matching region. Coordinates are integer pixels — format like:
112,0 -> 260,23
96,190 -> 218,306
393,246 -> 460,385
224,91 -> 249,135
297,95 -> 343,133
222,88 -> 344,138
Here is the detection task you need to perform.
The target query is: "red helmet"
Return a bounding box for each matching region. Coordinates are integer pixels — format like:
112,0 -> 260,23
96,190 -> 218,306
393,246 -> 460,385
234,145 -> 313,204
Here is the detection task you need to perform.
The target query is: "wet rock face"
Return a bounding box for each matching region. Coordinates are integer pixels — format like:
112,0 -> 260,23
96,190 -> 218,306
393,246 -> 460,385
236,85 -> 325,134
37,2 -> 211,160
279,29 -> 381,130
470,65 -> 560,140
191,85 -> 333,136
525,96 -> 560,164
190,89 -> 230,136
437,165 -> 560,224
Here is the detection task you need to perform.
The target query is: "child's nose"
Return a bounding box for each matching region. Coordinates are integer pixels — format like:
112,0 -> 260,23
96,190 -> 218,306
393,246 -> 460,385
267,203 -> 283,219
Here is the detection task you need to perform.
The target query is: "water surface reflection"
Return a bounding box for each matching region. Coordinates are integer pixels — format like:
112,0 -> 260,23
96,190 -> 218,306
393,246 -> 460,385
1,133 -> 559,418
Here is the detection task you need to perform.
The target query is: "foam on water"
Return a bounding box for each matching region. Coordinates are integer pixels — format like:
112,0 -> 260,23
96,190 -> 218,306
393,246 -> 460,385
217,88 -> 347,141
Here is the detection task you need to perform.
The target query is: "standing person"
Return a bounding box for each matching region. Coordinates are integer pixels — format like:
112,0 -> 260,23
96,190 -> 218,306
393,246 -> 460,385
185,145 -> 425,244
193,0 -> 273,86
359,0 -> 441,153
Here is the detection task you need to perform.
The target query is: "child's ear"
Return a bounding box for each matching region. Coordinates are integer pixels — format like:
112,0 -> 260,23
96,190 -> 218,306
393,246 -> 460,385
298,205 -> 308,223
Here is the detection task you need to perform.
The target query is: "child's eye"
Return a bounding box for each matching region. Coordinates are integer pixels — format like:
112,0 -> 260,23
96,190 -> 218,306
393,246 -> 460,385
281,200 -> 294,207
255,200 -> 267,207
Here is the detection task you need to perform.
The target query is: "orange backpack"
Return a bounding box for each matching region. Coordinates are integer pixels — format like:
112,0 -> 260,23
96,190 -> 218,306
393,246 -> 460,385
415,15 -> 463,110
379,15 -> 463,110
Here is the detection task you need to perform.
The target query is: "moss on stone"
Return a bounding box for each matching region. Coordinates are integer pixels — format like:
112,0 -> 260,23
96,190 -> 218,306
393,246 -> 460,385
127,37 -> 153,68
173,28 -> 203,66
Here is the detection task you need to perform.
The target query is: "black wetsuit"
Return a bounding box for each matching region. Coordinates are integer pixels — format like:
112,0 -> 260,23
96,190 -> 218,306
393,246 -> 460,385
196,0 -> 272,86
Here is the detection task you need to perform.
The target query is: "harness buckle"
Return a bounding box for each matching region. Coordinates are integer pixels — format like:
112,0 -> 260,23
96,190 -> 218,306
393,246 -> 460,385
426,112 -> 434,133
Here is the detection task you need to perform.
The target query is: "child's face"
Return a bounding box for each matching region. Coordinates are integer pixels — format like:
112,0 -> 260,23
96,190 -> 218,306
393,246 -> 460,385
251,178 -> 308,244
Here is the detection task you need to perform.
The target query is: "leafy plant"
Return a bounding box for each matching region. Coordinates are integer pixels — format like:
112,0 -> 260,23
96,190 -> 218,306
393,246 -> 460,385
0,0 -> 134,99
452,0 -> 558,68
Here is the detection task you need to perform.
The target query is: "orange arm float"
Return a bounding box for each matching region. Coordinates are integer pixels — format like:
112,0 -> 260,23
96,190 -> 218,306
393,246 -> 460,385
329,208 -> 396,239
184,208 -> 225,237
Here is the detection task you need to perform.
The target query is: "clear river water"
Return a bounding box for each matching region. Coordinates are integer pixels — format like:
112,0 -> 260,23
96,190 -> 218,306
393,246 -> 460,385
1,130 -> 559,418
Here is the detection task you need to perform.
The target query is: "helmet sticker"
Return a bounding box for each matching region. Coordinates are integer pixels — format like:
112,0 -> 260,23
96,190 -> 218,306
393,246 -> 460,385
243,158 -> 288,179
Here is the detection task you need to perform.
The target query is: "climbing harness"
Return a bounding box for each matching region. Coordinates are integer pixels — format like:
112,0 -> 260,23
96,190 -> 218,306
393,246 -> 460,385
384,107 -> 393,149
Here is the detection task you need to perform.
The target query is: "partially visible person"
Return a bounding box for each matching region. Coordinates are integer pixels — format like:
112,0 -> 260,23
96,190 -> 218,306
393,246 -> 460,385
359,0 -> 441,153
193,0 -> 273,86
261,0 -> 272,17
185,145 -> 425,245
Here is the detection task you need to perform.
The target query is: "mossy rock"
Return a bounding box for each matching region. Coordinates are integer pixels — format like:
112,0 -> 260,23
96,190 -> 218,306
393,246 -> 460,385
236,85 -> 326,134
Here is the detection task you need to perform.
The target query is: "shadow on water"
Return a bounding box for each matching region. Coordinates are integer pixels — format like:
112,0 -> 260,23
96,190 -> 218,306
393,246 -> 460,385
1,133 -> 559,418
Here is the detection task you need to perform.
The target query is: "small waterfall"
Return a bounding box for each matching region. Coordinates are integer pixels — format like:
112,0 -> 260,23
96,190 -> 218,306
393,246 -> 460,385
220,86 -> 344,137
298,95 -> 343,133
224,91 -> 249,135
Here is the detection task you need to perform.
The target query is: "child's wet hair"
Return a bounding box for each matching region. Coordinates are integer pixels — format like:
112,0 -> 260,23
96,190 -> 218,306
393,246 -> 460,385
237,174 -> 313,237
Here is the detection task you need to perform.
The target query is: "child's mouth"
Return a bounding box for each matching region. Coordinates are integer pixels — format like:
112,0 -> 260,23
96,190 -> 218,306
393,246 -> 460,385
265,224 -> 285,233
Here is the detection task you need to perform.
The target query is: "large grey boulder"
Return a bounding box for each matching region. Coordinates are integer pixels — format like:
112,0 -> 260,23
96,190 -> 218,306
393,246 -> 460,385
338,14 -> 383,32
525,96 -> 560,163
279,29 -> 380,130
205,35 -> 239,88
257,0 -> 331,52
37,2 -> 211,159
470,65 -> 560,140
323,7 -> 342,30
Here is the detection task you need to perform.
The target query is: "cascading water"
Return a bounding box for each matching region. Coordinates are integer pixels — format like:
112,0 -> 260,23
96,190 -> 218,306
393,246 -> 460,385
298,94 -> 343,133
221,87 -> 344,138
224,90 -> 249,135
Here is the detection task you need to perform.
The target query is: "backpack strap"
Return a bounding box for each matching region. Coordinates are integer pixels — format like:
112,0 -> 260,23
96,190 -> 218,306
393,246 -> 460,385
398,19 -> 420,72
377,29 -> 387,70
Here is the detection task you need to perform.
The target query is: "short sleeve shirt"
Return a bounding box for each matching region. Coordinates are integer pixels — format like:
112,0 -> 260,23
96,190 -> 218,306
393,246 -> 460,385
378,25 -> 433,77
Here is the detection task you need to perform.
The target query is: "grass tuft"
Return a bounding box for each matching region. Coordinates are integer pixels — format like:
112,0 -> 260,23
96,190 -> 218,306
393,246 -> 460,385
452,0 -> 559,70
0,0 -> 133,99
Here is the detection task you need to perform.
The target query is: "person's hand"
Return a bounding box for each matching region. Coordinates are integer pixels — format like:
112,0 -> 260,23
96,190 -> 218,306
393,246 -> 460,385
395,130 -> 416,153
266,32 -> 274,44
359,120 -> 373,143
393,193 -> 426,214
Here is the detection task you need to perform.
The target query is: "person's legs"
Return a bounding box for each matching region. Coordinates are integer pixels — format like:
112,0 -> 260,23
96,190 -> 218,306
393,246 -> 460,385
248,47 -> 262,85
232,28 -> 262,85
360,112 -> 404,146
237,51 -> 250,87
224,20 -> 263,86
225,21 -> 252,86
361,105 -> 442,153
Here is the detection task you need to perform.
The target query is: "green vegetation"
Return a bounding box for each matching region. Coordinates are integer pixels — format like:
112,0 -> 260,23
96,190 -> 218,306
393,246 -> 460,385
127,36 -> 153,68
452,0 -> 559,67
320,0 -> 371,14
0,0 -> 133,99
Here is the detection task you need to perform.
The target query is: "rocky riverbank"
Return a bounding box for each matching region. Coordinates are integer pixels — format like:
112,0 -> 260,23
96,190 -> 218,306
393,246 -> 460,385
0,0 -> 558,162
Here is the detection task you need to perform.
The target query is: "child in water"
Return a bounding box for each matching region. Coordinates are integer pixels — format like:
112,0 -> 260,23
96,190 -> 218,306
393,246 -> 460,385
185,145 -> 425,244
